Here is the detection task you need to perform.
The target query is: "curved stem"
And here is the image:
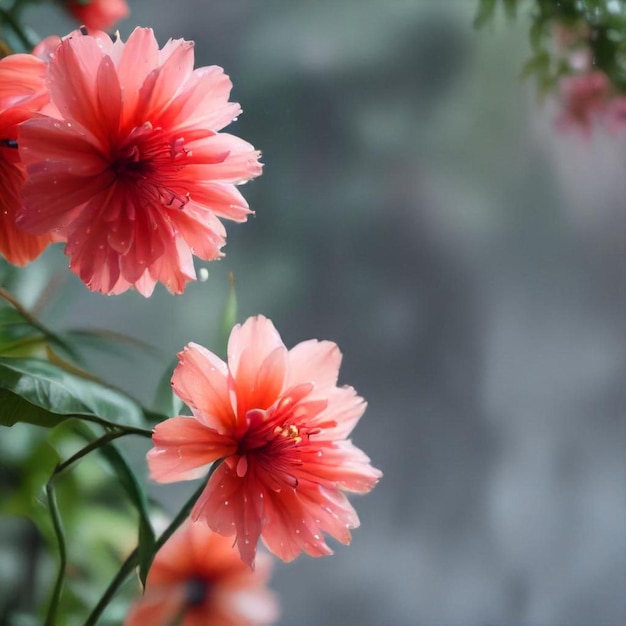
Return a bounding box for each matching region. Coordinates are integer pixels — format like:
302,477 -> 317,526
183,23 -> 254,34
84,461 -> 224,622
155,463 -> 221,555
55,430 -> 129,474
44,483 -> 66,626
64,413 -> 153,438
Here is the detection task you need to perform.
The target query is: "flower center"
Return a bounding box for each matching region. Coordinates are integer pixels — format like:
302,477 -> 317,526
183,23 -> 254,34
274,423 -> 302,444
186,576 -> 210,607
111,124 -> 190,208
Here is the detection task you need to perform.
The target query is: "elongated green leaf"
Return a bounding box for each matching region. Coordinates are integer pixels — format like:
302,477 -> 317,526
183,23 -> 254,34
61,328 -> 159,359
474,0 -> 497,29
152,357 -> 184,419
0,357 -> 144,428
95,444 -> 155,585
218,272 -> 237,360
107,462 -> 154,576
0,389 -> 67,429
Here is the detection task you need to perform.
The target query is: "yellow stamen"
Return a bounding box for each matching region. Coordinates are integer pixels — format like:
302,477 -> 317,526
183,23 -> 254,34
274,424 -> 302,444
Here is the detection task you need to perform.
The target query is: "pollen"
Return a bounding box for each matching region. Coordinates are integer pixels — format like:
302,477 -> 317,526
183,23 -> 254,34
274,424 -> 302,444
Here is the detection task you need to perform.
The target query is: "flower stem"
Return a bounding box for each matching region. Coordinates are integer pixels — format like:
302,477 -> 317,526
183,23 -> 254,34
155,460 -> 223,554
84,461 -> 224,623
44,483 -> 66,626
55,430 -> 129,474
64,413 -> 154,438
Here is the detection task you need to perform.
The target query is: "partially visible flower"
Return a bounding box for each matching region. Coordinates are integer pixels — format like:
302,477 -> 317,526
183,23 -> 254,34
0,53 -> 54,265
65,0 -> 129,31
555,70 -> 610,136
148,316 -> 382,567
124,520 -> 278,626
18,27 -> 262,295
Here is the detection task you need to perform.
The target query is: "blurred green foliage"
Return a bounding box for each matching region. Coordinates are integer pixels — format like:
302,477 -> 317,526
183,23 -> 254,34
476,0 -> 626,94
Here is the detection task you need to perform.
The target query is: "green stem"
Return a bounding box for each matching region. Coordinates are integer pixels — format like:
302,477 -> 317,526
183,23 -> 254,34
55,430 -> 129,474
44,482 -> 66,626
64,413 -> 153,438
155,460 -> 223,555
84,461 -> 224,623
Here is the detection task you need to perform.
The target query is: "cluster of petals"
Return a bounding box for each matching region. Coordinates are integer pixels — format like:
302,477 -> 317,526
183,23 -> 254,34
17,27 -> 262,295
124,520 -> 278,626
555,69 -> 626,137
148,316 -> 382,567
0,53 -> 54,265
65,0 -> 129,31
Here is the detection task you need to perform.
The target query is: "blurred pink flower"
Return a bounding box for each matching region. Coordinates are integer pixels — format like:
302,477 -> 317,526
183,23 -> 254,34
555,70 -> 610,136
0,53 -> 54,266
65,0 -> 129,31
124,520 -> 278,626
17,27 -> 262,295
148,316 -> 382,567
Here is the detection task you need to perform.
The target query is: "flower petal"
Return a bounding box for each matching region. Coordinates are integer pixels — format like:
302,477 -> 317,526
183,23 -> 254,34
192,461 -> 265,567
148,417 -> 236,483
172,343 -> 235,433
287,339 -> 342,389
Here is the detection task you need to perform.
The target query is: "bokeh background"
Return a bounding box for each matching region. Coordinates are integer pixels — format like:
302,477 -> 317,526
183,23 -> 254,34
7,1 -> 626,625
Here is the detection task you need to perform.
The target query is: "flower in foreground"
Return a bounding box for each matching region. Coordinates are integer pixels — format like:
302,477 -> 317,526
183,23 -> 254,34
124,520 -> 278,626
0,53 -> 54,265
148,316 -> 382,567
18,27 -> 262,295
65,0 -> 129,31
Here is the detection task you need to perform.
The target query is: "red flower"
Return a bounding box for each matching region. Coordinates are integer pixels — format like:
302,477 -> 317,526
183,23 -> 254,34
148,316 -> 382,567
17,28 -> 262,295
66,0 -> 129,31
0,54 -> 54,266
124,521 -> 278,626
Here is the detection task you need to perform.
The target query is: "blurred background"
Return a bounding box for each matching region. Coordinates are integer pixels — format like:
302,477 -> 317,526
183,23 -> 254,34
5,0 -> 626,624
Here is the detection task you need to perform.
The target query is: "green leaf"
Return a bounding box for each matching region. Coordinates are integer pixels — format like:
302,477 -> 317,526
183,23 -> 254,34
0,357 -> 144,428
521,50 -> 550,78
503,0 -> 518,20
474,0 -> 497,29
218,272 -> 237,360
61,328 -> 159,360
152,357 -> 183,419
94,444 -> 155,586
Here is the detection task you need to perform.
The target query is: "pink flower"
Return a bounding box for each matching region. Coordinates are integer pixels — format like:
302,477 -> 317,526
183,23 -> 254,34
124,520 -> 278,626
555,70 -> 610,136
17,28 -> 262,295
148,316 -> 382,567
0,53 -> 54,266
65,0 -> 129,31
